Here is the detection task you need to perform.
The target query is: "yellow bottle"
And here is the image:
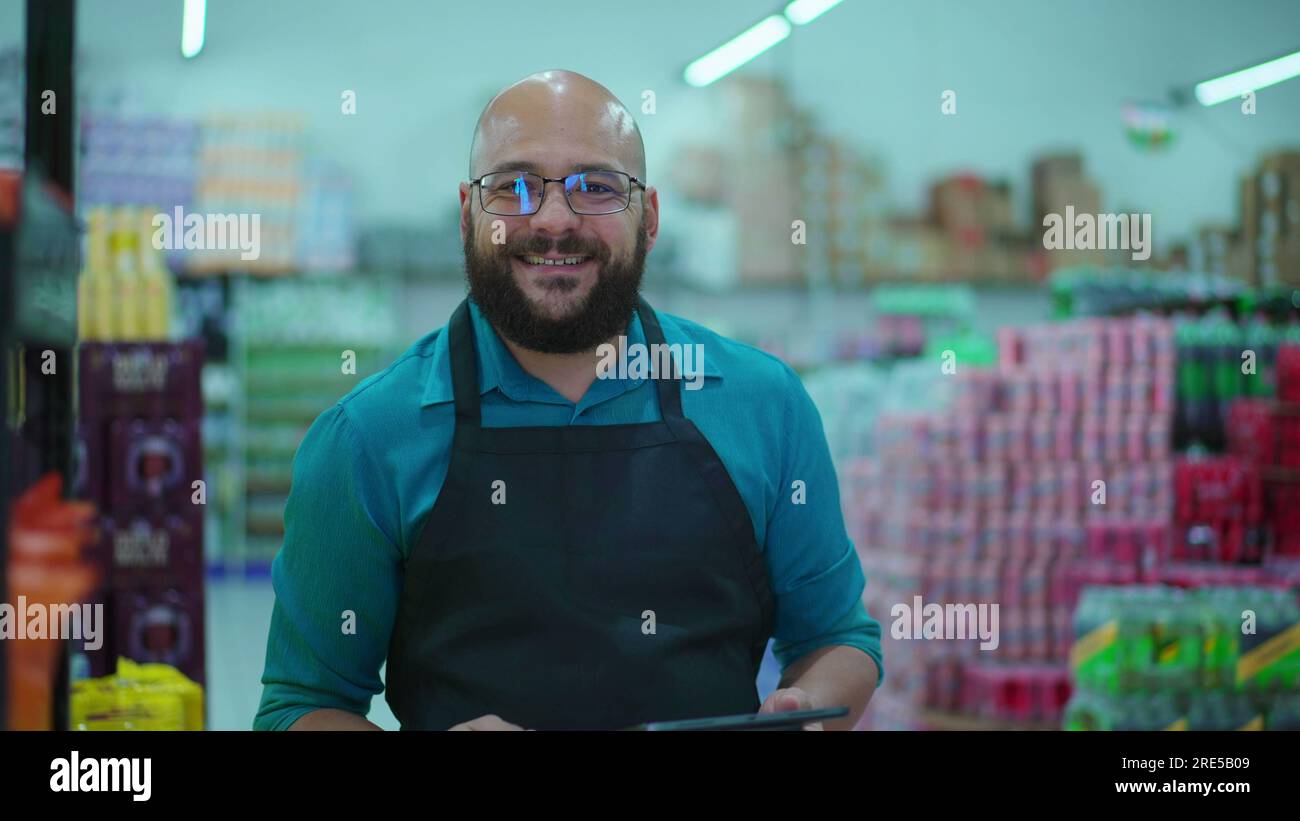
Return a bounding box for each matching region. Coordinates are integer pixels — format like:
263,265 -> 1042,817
137,207 -> 174,339
110,207 -> 143,341
80,208 -> 115,341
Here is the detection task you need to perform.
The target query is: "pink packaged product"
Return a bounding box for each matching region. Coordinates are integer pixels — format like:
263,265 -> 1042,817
78,341 -> 204,422
1022,558 -> 1054,606
1102,414 -> 1127,462
975,557 -> 1001,604
1057,370 -> 1083,414
956,370 -> 1001,414
1003,371 -> 1035,414
1079,416 -> 1104,462
1006,413 -> 1032,464
983,415 -> 1010,463
1009,511 -> 1036,558
1030,414 -> 1054,462
1124,415 -> 1147,462
1079,368 -> 1106,416
108,417 -> 202,512
1104,320 -> 1131,370
1025,606 -> 1051,661
1050,605 -> 1074,662
955,416 -> 982,463
997,327 -> 1025,369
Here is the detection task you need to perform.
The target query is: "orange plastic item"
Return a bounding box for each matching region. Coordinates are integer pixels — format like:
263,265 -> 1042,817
6,473 -> 100,730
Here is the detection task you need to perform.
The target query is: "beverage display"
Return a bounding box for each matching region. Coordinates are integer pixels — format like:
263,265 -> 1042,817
1066,585 -> 1300,730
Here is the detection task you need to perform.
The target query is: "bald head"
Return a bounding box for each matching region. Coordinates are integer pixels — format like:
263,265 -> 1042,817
469,70 -> 645,181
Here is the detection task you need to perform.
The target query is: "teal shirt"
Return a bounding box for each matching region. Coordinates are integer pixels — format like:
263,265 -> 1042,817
255,301 -> 883,730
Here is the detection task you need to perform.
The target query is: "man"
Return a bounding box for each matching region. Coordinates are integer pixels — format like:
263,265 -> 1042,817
255,70 -> 882,731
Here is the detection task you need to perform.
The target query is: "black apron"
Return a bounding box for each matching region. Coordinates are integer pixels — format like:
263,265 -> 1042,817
385,298 -> 775,730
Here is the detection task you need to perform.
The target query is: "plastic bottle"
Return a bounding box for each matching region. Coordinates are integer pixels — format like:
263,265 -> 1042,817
1208,314 -> 1242,449
1174,320 -> 1208,449
109,206 -> 143,340
1243,313 -> 1279,397
136,206 -> 174,340
79,207 -> 116,341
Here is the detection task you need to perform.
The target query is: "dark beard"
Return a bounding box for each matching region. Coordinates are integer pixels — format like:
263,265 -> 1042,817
463,223 -> 647,354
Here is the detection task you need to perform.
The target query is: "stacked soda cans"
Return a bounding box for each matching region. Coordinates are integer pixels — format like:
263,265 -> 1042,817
1172,456 -> 1269,564
75,342 -> 207,686
1224,398 -> 1300,558
855,315 -> 1178,728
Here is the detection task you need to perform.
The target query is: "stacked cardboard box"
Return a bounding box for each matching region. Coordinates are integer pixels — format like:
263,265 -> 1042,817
929,174 -> 1030,282
191,114 -> 305,274
1031,153 -> 1106,272
721,78 -> 804,287
1234,150 -> 1300,287
1193,225 -> 1235,277
75,342 -> 207,686
797,135 -> 886,288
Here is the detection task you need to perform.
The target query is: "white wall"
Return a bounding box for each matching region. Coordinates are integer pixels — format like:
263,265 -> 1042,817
68,0 -> 1300,248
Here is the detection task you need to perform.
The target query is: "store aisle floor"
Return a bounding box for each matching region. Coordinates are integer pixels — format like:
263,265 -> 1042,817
204,577 -> 400,730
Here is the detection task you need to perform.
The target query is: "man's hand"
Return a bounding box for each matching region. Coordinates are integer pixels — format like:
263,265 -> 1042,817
449,714 -> 526,731
758,686 -> 823,731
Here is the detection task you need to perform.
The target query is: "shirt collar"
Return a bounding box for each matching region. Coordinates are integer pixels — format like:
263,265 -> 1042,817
421,299 -> 723,407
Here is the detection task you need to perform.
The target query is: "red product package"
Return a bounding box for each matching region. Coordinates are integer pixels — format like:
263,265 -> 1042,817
1279,344 -> 1300,402
998,327 -> 1025,370
1227,399 -> 1275,465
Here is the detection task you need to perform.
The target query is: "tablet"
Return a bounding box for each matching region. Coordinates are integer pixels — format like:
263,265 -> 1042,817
630,706 -> 849,731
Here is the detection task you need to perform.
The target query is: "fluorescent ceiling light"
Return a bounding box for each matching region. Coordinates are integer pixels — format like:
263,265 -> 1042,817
684,15 -> 792,87
1194,49 -> 1300,106
784,0 -> 844,26
182,0 -> 207,59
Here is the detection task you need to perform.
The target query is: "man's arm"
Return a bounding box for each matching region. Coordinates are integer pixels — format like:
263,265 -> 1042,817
762,644 -> 879,730
759,363 -> 885,730
255,404 -> 403,731
289,708 -> 384,731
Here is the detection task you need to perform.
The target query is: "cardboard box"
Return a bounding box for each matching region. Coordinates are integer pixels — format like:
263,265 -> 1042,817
1196,225 -> 1235,275
1242,174 -> 1260,247
982,182 -> 1015,232
1263,235 -> 1300,286
1032,153 -> 1085,225
931,174 -> 985,234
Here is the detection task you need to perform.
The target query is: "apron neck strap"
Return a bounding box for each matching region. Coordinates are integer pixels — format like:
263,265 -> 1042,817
449,300 -> 482,423
448,297 -> 686,425
635,296 -> 685,421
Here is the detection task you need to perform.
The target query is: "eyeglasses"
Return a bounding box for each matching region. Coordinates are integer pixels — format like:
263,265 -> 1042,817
471,169 -> 646,216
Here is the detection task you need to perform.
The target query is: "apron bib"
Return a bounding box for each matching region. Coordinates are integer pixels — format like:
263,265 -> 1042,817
386,298 -> 774,729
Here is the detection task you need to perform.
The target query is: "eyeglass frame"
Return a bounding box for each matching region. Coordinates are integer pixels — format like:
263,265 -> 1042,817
469,168 -> 647,216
